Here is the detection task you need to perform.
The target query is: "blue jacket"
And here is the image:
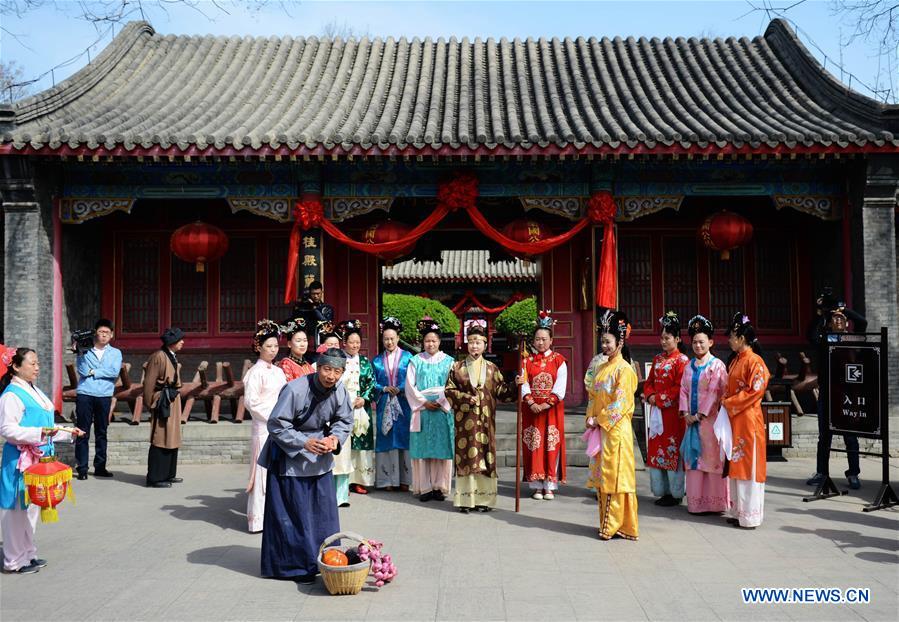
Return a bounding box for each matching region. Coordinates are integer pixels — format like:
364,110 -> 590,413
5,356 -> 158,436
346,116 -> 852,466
76,346 -> 123,397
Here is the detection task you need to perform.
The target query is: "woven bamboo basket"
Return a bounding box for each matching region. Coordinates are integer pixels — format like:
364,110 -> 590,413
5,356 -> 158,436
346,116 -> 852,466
317,531 -> 371,595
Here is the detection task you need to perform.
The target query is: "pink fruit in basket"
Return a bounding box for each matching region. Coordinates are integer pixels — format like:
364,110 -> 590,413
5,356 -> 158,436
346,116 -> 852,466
375,580 -> 385,587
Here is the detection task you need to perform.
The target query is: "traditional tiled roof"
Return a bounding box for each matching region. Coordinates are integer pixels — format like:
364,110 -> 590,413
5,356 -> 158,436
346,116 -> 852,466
2,19 -> 897,155
382,250 -> 537,283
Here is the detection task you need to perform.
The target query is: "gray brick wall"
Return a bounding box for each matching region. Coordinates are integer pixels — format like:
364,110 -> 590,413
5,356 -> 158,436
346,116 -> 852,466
861,155 -> 899,421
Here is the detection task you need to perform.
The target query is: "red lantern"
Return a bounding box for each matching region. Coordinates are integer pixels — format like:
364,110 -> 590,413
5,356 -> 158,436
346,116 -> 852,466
170,221 -> 229,272
24,457 -> 74,523
698,211 -> 753,260
362,220 -> 414,261
501,219 -> 550,260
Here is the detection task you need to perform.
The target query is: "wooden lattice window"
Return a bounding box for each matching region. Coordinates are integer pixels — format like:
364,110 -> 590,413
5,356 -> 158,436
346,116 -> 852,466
662,237 -> 698,316
171,258 -> 208,333
121,238 -> 159,334
618,234 -> 653,330
219,238 -> 257,332
755,236 -> 793,330
267,238 -> 291,323
709,248 -> 745,330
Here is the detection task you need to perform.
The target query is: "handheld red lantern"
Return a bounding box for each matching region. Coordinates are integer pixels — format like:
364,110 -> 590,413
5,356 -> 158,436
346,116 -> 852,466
501,219 -> 550,260
170,221 -> 229,272
363,221 -> 414,261
698,210 -> 753,260
24,456 -> 75,523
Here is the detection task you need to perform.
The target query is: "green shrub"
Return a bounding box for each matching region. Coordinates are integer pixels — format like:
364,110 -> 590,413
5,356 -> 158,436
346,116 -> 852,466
494,296 -> 537,338
381,294 -> 460,345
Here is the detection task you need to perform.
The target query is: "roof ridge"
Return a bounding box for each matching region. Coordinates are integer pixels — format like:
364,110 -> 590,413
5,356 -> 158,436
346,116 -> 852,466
12,21 -> 155,125
763,18 -> 898,131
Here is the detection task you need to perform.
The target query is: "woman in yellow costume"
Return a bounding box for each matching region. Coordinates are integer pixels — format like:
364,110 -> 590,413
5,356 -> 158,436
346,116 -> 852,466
586,309 -> 639,541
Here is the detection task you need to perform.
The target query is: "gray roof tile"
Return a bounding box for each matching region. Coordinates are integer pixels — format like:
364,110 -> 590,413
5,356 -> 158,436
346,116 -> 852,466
382,251 -> 537,283
2,19 -> 897,153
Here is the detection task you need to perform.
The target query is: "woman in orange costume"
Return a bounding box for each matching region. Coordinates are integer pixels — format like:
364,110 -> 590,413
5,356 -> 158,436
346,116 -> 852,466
722,312 -> 770,529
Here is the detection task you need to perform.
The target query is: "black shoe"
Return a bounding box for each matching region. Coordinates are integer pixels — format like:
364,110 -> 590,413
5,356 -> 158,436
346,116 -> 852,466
846,474 -> 861,490
432,491 -> 446,502
293,574 -> 316,584
419,491 -> 433,503
3,560 -> 40,574
658,495 -> 680,507
654,495 -> 672,506
459,507 -> 470,514
339,502 -> 351,508
76,472 -> 88,481
147,481 -> 172,488
475,505 -> 493,513
806,472 -> 824,486
726,518 -> 739,525
168,477 -> 183,483
30,558 -> 47,568
93,469 -> 114,478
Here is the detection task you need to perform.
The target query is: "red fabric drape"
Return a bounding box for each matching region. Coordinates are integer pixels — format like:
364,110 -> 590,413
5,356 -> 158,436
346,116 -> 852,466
451,291 -> 526,314
596,223 -> 617,308
284,175 -> 618,307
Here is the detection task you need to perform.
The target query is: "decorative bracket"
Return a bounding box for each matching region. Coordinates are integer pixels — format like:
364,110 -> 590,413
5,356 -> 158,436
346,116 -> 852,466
324,197 -> 394,222
227,197 -> 292,222
615,195 -> 684,222
773,195 -> 839,220
519,197 -> 582,220
59,198 -> 134,224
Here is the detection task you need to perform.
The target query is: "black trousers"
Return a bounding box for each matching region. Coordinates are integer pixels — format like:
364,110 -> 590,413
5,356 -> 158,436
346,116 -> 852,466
75,394 -> 112,474
816,396 -> 860,476
146,446 -> 178,485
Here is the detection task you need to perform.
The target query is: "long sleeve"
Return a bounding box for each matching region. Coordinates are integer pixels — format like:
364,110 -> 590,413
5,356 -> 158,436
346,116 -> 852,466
328,386 -> 354,446
76,353 -> 92,380
552,362 -> 567,400
95,347 -> 122,382
395,351 -> 410,392
643,358 -> 657,401
444,363 -> 471,408
372,355 -> 387,394
358,358 -> 375,405
143,352 -> 163,408
492,367 -> 517,403
723,356 -> 770,419
678,366 -> 691,413
599,365 -> 637,431
0,393 -> 44,445
266,384 -> 312,460
698,361 -> 727,417
243,369 -> 268,424
404,360 -> 428,414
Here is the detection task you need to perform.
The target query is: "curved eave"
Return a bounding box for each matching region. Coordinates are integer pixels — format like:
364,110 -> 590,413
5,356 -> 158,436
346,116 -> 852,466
1,140 -> 897,159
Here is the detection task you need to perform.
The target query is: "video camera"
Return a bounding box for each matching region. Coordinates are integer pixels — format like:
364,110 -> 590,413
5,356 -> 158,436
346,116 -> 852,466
71,329 -> 95,355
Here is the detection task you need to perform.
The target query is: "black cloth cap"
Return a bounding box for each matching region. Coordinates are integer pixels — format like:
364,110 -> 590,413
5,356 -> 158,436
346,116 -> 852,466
161,327 -> 184,346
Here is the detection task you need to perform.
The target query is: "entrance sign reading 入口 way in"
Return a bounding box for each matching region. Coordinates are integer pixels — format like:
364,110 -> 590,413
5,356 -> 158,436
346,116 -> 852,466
828,340 -> 881,438
807,328 -> 896,512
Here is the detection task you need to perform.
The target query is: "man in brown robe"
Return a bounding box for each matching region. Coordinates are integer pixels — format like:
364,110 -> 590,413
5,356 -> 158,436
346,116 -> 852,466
144,327 -> 184,488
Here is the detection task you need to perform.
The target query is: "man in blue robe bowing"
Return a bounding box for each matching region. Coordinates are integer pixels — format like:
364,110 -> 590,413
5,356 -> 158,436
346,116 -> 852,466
259,347 -> 353,584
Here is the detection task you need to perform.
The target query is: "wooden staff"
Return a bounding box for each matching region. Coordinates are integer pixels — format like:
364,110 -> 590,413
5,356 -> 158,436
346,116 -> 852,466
515,336 -> 527,513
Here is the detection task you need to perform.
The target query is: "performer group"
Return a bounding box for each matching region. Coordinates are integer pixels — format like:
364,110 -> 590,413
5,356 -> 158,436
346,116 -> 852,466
0,296 -> 772,579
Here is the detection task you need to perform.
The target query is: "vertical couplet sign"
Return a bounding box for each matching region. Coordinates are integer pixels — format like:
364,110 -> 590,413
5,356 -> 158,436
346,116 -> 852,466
300,230 -> 323,293
827,337 -> 882,438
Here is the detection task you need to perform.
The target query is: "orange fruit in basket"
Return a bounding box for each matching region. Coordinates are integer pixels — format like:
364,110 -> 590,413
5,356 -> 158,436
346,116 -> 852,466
322,548 -> 349,566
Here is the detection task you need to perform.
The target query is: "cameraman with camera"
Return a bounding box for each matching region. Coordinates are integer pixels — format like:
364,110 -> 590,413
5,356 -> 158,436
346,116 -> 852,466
73,319 -> 121,480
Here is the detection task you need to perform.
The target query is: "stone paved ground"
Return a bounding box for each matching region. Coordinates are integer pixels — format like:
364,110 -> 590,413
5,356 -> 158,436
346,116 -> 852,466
1,457 -> 896,621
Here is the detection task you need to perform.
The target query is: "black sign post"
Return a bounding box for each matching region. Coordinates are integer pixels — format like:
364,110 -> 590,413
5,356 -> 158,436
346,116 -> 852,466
803,328 -> 897,511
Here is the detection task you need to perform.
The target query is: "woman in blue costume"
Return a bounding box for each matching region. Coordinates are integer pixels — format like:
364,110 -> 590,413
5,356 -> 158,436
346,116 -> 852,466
372,317 -> 414,491
0,348 -> 83,574
405,317 -> 455,502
